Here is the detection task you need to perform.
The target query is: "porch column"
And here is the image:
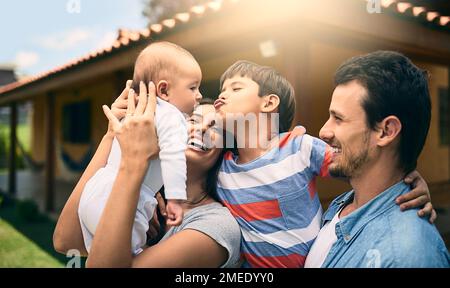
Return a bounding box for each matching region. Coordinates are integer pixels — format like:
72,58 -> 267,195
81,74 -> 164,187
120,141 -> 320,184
45,92 -> 55,212
8,102 -> 17,195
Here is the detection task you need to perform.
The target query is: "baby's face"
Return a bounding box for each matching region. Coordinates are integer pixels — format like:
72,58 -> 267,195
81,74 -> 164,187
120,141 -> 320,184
167,57 -> 202,116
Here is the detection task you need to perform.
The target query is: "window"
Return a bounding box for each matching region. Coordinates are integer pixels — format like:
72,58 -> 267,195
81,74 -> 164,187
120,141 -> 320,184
62,100 -> 91,144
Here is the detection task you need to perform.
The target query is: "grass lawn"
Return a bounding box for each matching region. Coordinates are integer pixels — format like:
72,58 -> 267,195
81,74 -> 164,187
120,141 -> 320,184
0,219 -> 63,267
0,195 -> 71,268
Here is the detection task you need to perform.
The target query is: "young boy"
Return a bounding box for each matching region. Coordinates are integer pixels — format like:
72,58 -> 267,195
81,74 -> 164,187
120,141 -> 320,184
78,41 -> 202,255
213,60 -> 431,268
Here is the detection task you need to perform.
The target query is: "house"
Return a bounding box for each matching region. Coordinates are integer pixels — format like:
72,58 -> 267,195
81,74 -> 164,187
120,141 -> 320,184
0,0 -> 448,235
0,65 -> 16,87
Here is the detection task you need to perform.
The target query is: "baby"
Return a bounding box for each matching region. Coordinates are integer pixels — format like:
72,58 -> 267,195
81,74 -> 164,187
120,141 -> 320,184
78,41 -> 202,255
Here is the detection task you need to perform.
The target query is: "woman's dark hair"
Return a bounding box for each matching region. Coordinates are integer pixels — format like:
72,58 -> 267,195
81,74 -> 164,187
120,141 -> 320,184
199,98 -> 236,202
149,99 -> 235,244
156,98 -> 234,204
334,51 -> 431,174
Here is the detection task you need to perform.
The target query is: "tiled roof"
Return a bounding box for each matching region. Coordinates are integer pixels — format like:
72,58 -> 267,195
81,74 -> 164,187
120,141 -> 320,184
1,0 -> 448,96
377,0 -> 450,27
0,0 -> 238,95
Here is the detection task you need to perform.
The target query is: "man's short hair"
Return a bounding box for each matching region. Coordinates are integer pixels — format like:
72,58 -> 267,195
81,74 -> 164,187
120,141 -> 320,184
334,50 -> 431,173
220,60 -> 296,133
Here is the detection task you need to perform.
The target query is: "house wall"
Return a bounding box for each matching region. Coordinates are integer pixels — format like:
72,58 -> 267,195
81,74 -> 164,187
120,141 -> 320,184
414,62 -> 449,184
300,40 -> 450,207
31,74 -> 119,180
25,23 -> 449,211
193,35 -> 450,208
196,37 -> 357,206
303,41 -> 365,206
198,36 -> 368,206
54,75 -> 117,180
200,46 -> 284,83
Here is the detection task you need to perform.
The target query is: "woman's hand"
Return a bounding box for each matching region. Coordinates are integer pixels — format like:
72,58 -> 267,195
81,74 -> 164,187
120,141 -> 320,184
107,80 -> 133,135
87,82 -> 159,267
103,81 -> 159,164
54,82 -> 140,255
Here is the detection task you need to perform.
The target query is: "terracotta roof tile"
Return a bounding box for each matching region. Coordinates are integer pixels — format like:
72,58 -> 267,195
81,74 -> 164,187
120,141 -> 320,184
377,0 -> 450,28
412,6 -> 426,17
1,0 -> 448,96
0,0 -> 239,95
190,5 -> 207,15
175,12 -> 191,23
426,11 -> 440,22
397,2 -> 413,13
161,18 -> 177,29
150,23 -> 163,33
440,16 -> 450,26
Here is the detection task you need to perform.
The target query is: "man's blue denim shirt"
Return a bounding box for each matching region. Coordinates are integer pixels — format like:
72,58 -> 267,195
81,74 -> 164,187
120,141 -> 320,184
321,181 -> 450,268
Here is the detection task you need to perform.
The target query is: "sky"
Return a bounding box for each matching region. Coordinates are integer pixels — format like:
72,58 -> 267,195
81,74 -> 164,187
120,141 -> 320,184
0,0 -> 148,77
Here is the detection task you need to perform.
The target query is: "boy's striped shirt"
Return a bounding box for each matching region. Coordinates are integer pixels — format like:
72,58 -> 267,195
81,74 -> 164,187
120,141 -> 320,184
217,130 -> 332,268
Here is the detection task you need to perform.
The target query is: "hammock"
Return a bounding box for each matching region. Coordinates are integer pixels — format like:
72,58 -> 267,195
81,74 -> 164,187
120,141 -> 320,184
14,133 -> 94,173
15,135 -> 45,172
60,144 -> 94,172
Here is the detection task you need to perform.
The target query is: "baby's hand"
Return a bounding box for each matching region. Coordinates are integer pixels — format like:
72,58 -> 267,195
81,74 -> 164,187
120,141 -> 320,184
166,200 -> 183,227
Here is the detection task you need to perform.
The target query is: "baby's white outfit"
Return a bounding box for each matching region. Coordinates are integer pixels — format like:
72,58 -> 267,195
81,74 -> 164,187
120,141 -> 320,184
78,98 -> 187,255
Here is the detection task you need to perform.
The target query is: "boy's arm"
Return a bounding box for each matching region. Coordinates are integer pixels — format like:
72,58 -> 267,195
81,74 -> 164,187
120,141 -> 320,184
397,170 -> 436,223
307,136 -> 332,179
318,145 -> 333,178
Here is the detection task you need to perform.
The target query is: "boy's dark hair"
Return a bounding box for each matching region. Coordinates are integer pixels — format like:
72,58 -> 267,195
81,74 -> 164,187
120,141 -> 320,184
220,60 -> 296,133
334,50 -> 431,174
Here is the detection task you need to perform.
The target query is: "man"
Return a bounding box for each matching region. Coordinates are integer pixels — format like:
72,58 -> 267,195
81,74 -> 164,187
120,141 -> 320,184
304,51 -> 450,268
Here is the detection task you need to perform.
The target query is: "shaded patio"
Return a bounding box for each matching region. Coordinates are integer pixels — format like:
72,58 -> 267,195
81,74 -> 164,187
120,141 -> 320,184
0,170 -> 75,216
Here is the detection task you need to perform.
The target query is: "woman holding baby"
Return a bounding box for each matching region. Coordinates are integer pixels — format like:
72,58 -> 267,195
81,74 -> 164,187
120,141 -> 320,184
53,81 -> 242,268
